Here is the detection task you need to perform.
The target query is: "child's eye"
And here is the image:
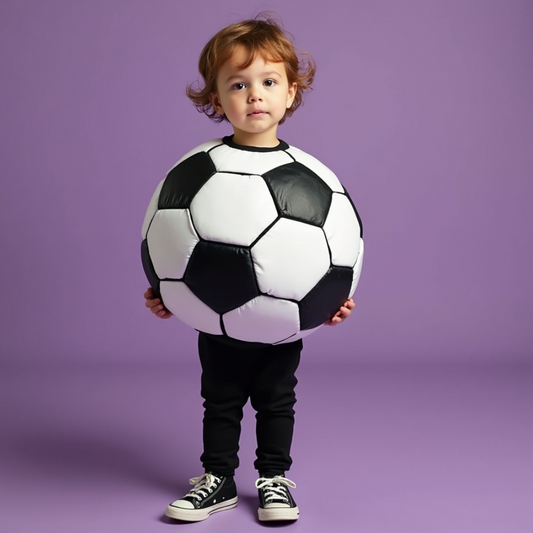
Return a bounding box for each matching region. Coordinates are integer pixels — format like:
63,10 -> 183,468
264,79 -> 277,87
231,82 -> 246,90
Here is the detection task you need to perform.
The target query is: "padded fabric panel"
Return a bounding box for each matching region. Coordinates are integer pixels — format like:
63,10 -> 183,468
140,239 -> 161,299
274,324 -> 322,344
299,266 -> 354,330
171,139 -> 222,168
344,186 -> 364,238
184,241 -> 260,314
252,218 -> 330,301
160,281 -> 222,335
223,295 -> 300,344
323,193 -> 361,268
286,146 -> 344,193
190,173 -> 278,246
146,209 -> 199,280
209,143 -> 293,175
349,239 -> 365,298
141,179 -> 164,238
159,152 -> 216,209
262,162 -> 332,226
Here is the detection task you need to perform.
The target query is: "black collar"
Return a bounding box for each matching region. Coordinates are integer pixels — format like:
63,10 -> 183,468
223,135 -> 289,152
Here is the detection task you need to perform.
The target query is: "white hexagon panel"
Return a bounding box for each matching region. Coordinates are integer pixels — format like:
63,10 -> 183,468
170,138 -> 222,169
190,173 -> 278,246
146,209 -> 199,279
251,218 -> 330,301
349,240 -> 365,298
274,323 -> 324,344
223,295 -> 300,344
323,193 -> 362,268
209,143 -> 294,175
160,281 -> 222,335
141,178 -> 164,239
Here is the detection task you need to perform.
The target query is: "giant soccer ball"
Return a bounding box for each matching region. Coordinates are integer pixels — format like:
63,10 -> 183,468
141,137 -> 364,345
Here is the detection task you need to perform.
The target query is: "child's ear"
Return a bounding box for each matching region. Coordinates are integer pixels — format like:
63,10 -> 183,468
286,83 -> 297,109
210,93 -> 224,115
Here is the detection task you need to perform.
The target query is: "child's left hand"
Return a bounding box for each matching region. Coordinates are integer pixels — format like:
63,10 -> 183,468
324,299 -> 355,326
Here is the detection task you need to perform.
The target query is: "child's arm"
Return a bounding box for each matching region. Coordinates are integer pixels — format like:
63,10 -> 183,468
144,287 -> 174,319
324,299 -> 355,326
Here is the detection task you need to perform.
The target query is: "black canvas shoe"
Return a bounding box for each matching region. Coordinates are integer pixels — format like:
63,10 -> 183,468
165,473 -> 238,522
255,475 -> 299,521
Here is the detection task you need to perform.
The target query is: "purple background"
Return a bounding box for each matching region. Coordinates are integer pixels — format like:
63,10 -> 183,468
1,0 -> 532,532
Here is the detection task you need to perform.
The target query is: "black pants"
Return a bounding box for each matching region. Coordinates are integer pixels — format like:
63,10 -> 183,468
198,333 -> 302,477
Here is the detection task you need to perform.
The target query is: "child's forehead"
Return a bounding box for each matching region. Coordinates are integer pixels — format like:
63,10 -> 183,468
222,45 -> 284,71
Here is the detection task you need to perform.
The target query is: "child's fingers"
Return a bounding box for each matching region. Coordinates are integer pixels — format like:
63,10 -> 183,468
339,306 -> 351,317
143,287 -> 172,318
324,300 -> 356,326
144,287 -> 154,299
145,297 -> 157,309
156,308 -> 173,319
147,296 -> 161,307
345,299 -> 355,309
146,299 -> 165,315
151,303 -> 165,314
324,313 -> 341,326
342,299 -> 355,310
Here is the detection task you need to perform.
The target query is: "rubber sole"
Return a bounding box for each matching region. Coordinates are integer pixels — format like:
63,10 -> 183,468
165,496 -> 238,522
258,505 -> 300,521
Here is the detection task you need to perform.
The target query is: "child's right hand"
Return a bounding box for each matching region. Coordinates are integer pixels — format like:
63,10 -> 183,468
144,287 -> 173,319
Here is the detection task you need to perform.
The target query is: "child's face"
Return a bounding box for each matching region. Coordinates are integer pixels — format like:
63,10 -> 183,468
210,46 -> 297,147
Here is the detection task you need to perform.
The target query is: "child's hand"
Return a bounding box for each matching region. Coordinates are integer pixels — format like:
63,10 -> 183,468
324,299 -> 355,326
144,288 -> 174,319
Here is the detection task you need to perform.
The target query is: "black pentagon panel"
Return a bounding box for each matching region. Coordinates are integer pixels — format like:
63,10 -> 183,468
141,239 -> 161,299
184,241 -> 260,315
298,266 -> 353,330
262,162 -> 332,227
159,152 -> 216,209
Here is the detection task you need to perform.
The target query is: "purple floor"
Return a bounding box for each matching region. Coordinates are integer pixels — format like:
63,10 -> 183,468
1,361 -> 532,533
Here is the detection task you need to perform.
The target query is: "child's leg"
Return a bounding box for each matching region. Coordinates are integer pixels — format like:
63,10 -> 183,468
249,340 -> 302,476
198,333 -> 250,477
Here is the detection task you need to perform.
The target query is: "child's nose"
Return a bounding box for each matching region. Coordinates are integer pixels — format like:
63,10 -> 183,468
248,89 -> 263,102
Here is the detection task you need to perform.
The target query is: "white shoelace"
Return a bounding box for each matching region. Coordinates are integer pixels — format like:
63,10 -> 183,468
185,473 -> 221,502
255,476 -> 296,504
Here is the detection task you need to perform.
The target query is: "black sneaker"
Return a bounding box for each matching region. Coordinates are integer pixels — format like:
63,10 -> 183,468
165,473 -> 238,522
255,475 -> 299,521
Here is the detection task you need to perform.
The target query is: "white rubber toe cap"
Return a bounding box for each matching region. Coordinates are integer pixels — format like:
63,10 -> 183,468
168,499 -> 194,510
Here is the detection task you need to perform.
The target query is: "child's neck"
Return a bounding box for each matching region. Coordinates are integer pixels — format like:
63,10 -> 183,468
232,129 -> 280,148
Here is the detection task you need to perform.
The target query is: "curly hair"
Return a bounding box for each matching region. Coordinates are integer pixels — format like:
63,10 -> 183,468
186,15 -> 316,125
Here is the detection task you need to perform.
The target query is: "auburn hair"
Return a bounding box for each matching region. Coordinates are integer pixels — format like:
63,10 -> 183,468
186,15 -> 316,124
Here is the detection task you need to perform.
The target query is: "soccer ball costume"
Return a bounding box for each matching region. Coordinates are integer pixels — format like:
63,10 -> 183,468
141,136 -> 364,345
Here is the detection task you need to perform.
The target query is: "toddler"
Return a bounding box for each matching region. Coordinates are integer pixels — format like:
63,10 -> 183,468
144,15 -> 355,523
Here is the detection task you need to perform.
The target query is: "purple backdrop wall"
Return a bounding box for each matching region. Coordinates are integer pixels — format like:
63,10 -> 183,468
1,0 -> 532,366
